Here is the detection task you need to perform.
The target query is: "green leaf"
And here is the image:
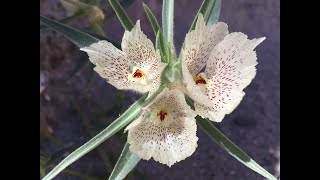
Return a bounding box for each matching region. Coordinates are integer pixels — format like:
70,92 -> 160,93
155,31 -> 169,63
196,117 -> 277,180
42,94 -> 148,180
162,0 -> 174,45
143,3 -> 168,62
142,3 -> 160,36
119,0 -> 136,7
40,15 -> 99,48
108,0 -> 134,30
40,11 -> 87,30
207,0 -> 221,25
108,143 -> 140,180
188,0 -> 215,31
40,15 -> 119,48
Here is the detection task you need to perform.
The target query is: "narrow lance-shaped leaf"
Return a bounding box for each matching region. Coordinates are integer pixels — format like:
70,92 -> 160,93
196,117 -> 277,180
108,143 -> 141,180
108,0 -> 134,30
207,0 -> 221,26
155,31 -> 167,63
143,3 -> 168,62
40,15 -> 99,48
41,15 -> 124,87
188,0 -> 215,32
142,3 -> 160,35
40,11 -> 87,30
41,15 -> 120,49
42,94 -> 148,180
118,0 -> 136,8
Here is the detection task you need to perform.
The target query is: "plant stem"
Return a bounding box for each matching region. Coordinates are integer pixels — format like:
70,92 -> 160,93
162,0 -> 174,45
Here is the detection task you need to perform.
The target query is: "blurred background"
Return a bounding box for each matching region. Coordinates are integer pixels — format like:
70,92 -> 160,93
40,0 -> 280,179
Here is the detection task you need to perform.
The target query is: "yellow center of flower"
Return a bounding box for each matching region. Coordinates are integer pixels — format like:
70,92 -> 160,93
193,72 -> 208,92
128,67 -> 147,84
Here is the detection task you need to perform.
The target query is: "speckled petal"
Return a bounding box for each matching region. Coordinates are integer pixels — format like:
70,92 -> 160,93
80,40 -> 132,90
122,20 -> 166,94
183,14 -> 229,75
126,89 -> 198,167
200,33 -> 265,120
181,59 -> 213,107
194,102 -> 226,122
81,20 -> 165,94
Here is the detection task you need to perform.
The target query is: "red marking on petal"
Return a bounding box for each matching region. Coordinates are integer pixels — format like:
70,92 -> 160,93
157,110 -> 168,122
195,78 -> 207,84
132,69 -> 145,78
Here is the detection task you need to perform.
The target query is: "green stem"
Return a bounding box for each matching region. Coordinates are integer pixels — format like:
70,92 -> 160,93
162,0 -> 174,45
108,143 -> 140,180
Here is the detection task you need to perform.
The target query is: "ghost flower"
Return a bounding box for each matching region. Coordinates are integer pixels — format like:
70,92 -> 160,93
81,20 -> 166,95
125,88 -> 198,167
182,14 -> 265,122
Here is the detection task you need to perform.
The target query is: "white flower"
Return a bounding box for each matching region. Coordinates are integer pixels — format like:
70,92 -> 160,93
80,21 -> 166,95
181,14 -> 266,122
125,88 -> 198,167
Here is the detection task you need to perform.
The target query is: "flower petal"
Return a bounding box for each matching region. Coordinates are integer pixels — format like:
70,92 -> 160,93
183,14 -> 229,75
122,20 -> 165,94
81,20 -> 165,94
181,59 -> 213,107
194,102 -> 226,122
122,20 -> 163,74
80,40 -> 133,90
201,33 -> 265,118
126,89 -> 198,167
148,63 -> 167,96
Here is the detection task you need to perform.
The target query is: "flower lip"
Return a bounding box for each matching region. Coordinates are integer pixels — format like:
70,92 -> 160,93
126,89 -> 198,167
128,66 -> 148,85
194,73 -> 208,85
152,108 -> 173,126
195,78 -> 206,85
132,68 -> 145,78
157,110 -> 168,121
